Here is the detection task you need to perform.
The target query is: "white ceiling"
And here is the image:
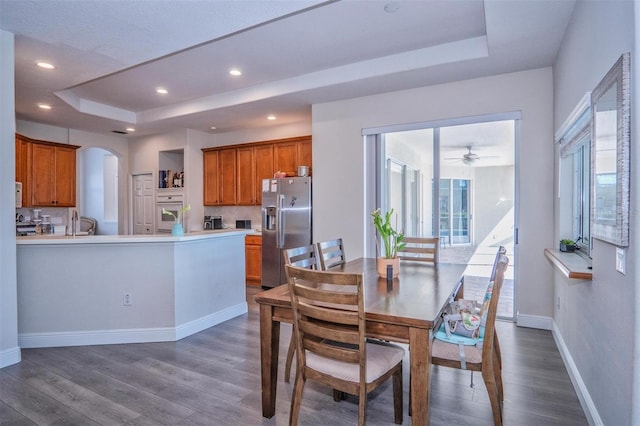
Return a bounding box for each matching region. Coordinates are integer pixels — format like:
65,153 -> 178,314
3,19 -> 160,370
1,0 -> 576,138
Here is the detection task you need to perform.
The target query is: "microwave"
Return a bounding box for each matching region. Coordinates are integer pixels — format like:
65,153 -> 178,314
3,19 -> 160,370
204,216 -> 223,230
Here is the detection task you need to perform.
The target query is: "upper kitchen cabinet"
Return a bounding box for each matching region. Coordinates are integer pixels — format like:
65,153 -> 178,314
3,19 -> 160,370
15,134 -> 80,207
273,136 -> 312,174
237,144 -> 274,205
203,135 -> 311,207
203,148 -> 236,205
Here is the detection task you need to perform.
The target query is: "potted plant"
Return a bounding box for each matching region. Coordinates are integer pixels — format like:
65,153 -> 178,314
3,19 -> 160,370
559,238 -> 578,252
162,204 -> 191,236
371,208 -> 406,278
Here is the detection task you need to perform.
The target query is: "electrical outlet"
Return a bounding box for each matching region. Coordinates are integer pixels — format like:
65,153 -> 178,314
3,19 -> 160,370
123,292 -> 132,306
616,247 -> 626,274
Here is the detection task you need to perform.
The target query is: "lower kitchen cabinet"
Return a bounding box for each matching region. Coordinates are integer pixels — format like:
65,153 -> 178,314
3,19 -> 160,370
245,234 -> 262,286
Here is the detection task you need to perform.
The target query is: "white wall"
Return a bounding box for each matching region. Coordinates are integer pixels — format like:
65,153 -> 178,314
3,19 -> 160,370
312,67 -> 554,322
129,128 -> 219,233
552,1 -> 635,425
0,30 -> 20,368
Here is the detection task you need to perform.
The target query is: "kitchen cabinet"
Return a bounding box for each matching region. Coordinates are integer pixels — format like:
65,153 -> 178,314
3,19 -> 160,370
203,148 -> 236,205
273,136 -> 312,174
245,234 -> 262,286
202,135 -> 311,207
15,135 -> 30,205
15,134 -> 79,207
237,144 -> 273,205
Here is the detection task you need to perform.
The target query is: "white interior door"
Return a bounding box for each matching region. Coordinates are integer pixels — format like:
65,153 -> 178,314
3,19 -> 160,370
133,174 -> 154,234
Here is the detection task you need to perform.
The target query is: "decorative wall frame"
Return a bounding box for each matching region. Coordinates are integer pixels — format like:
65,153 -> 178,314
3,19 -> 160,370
591,52 -> 630,246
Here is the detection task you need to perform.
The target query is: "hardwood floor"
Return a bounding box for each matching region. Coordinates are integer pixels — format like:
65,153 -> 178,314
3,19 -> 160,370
0,287 -> 587,425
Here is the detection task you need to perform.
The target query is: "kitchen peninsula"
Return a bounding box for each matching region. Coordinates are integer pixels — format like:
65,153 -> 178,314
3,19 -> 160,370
16,230 -> 248,348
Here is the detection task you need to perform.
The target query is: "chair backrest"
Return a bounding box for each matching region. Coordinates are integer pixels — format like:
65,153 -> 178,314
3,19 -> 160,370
285,264 -> 365,383
398,236 -> 439,263
316,238 -> 346,270
283,245 -> 319,270
80,216 -> 97,235
489,246 -> 507,281
482,253 -> 509,361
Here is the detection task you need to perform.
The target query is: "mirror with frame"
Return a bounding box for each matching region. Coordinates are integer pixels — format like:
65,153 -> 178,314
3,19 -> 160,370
591,52 -> 630,247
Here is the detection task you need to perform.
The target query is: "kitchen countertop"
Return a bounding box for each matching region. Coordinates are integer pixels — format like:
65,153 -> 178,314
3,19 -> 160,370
16,229 -> 251,245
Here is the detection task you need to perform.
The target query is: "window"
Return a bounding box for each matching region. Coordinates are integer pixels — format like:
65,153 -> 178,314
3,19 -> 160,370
558,94 -> 591,256
439,178 -> 471,245
572,139 -> 591,254
387,158 -> 419,236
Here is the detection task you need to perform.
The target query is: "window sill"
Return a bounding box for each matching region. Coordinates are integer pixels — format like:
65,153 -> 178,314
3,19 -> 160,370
544,248 -> 592,280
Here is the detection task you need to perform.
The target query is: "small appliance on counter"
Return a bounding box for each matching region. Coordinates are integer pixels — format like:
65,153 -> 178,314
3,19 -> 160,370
236,220 -> 251,229
203,215 -> 224,230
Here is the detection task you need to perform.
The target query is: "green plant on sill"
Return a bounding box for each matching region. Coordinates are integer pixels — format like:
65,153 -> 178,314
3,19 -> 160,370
560,238 -> 576,245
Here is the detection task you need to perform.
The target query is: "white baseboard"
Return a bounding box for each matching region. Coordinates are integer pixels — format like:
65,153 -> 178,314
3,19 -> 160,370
175,302 -> 248,340
0,346 -> 21,368
552,321 -> 603,426
18,302 -> 248,349
516,313 -> 553,330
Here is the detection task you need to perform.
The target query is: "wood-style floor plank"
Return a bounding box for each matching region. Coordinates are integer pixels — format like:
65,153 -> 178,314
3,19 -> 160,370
0,287 -> 588,425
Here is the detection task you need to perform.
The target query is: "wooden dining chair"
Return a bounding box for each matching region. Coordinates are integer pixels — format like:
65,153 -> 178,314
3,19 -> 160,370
285,265 -> 404,426
398,236 -> 439,263
488,245 -> 507,373
431,252 -> 509,426
316,238 -> 346,270
282,245 -> 320,383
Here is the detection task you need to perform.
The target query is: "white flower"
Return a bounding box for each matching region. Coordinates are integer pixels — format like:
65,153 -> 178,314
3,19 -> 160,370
162,204 -> 191,222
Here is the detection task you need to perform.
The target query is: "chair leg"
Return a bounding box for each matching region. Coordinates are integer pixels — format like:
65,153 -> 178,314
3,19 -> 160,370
494,332 -> 503,371
493,353 -> 504,403
358,391 -> 367,426
289,372 -> 305,426
393,365 -> 403,424
482,368 -> 503,426
284,334 -> 296,383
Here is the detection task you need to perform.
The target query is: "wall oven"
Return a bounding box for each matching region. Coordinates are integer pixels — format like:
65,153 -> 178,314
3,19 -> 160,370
156,194 -> 183,233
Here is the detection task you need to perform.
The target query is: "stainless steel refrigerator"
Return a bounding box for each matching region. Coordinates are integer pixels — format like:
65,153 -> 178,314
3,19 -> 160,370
261,177 -> 312,288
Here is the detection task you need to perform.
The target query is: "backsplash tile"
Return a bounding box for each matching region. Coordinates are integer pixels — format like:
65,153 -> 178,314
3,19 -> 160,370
204,206 -> 261,231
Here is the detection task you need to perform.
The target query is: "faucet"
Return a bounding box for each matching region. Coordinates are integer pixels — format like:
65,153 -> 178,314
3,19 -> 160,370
71,209 -> 78,236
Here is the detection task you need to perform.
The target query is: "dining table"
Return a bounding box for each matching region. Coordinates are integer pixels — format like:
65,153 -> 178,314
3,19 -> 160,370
254,257 -> 467,425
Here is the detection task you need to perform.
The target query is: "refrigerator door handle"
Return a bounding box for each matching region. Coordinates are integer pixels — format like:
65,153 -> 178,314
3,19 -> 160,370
277,194 -> 285,248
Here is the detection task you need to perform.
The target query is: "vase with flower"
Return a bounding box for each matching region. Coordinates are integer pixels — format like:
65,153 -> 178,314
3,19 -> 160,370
162,204 -> 191,236
371,208 -> 406,278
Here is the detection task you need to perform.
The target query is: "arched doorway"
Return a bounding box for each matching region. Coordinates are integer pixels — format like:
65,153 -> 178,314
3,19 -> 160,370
79,147 -> 119,235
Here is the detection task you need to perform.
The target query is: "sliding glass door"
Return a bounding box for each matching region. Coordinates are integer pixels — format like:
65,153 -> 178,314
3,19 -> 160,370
373,116 -> 517,320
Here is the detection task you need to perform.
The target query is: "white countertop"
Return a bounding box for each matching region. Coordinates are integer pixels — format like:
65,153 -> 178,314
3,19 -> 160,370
17,229 -> 252,245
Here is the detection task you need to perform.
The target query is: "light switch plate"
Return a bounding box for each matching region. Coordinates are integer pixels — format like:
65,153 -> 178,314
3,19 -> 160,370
616,247 -> 626,274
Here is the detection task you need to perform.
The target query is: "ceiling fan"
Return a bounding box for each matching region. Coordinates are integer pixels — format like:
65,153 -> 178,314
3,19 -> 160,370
445,146 -> 484,166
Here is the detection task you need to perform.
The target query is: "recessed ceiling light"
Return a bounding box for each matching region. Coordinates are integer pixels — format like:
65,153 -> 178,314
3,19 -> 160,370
267,115 -> 276,121
36,61 -> 55,70
126,127 -> 135,132
156,87 -> 168,94
210,126 -> 217,130
229,68 -> 242,76
37,103 -> 52,110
